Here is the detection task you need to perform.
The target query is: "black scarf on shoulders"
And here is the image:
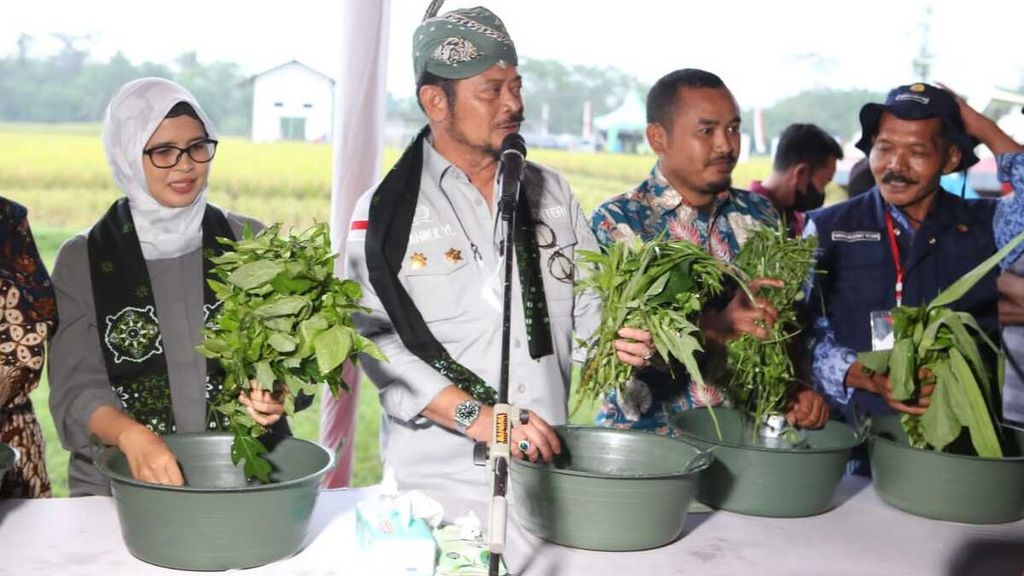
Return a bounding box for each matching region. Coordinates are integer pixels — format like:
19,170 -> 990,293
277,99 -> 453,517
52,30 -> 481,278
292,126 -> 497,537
365,127 -> 553,405
87,198 -> 235,433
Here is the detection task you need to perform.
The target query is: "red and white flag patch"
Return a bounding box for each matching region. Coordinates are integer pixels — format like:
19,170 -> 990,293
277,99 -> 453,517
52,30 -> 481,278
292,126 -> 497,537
348,219 -> 368,242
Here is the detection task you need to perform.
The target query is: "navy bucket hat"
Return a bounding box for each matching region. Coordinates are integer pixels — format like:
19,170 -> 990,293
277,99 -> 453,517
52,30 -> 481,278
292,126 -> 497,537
855,83 -> 979,171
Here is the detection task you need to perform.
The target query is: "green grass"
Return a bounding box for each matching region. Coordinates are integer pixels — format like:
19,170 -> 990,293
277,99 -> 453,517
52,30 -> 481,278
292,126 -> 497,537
7,124 -> 780,496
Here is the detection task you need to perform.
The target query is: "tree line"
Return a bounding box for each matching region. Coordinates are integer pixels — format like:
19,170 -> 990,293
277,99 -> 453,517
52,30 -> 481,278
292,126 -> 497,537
0,36 -> 253,135
2,36 -> 893,145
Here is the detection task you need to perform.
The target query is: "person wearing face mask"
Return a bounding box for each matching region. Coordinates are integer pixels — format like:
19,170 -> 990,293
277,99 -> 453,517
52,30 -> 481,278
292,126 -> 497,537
48,78 -> 289,496
805,84 -> 1004,458
749,123 -> 844,237
589,69 -> 830,437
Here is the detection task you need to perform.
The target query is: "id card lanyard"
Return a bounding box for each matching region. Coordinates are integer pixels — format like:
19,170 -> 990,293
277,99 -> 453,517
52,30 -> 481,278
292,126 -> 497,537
884,209 -> 904,307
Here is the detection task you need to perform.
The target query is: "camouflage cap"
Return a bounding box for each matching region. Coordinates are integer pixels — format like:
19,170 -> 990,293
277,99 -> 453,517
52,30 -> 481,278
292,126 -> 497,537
412,6 -> 517,81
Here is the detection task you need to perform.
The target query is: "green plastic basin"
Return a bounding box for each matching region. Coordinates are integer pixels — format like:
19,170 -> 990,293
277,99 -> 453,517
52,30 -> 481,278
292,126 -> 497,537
510,426 -> 712,551
671,408 -> 862,517
0,442 -> 17,488
97,433 -> 334,571
869,415 -> 1024,524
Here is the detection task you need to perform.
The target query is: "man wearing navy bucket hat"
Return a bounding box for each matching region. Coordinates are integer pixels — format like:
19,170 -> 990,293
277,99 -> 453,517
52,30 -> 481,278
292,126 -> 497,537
804,83 -> 1009,464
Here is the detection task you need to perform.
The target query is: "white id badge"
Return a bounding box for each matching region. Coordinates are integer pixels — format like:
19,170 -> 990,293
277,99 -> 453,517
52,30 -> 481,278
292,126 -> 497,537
870,310 -> 894,351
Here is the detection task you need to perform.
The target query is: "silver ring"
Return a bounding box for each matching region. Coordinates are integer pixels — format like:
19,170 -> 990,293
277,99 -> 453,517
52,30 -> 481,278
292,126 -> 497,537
518,439 -> 531,453
642,349 -> 654,361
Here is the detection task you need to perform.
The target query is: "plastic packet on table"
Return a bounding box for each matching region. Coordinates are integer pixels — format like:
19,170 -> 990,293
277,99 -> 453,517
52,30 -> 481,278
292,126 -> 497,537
434,511 -> 507,576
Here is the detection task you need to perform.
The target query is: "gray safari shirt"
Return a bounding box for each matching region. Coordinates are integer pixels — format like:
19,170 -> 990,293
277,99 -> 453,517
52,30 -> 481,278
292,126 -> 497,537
346,142 -> 601,503
48,210 -> 262,496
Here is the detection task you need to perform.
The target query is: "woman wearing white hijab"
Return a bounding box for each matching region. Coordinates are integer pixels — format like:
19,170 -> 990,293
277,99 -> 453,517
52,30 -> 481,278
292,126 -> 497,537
49,78 -> 286,496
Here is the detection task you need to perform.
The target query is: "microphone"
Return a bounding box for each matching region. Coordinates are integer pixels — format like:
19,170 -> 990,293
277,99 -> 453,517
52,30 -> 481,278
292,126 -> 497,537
498,133 -> 527,215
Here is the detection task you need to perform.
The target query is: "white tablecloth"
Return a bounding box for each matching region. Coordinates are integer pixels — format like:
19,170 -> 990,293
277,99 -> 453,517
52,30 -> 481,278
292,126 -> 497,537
1,477 -> 1022,576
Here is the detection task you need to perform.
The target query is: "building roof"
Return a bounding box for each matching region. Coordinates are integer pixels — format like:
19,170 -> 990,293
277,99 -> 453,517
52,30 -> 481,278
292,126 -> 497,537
247,60 -> 335,85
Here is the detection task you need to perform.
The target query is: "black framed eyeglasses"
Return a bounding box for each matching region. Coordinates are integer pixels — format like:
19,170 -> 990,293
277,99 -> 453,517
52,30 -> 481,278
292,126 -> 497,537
534,220 -> 575,283
143,139 -> 218,169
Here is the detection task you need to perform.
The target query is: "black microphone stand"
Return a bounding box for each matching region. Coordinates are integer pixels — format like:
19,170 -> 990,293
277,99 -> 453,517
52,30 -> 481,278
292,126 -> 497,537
479,141 -> 527,576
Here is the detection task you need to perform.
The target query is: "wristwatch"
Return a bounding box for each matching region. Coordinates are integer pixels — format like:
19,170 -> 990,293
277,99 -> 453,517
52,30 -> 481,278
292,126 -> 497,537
453,400 -> 482,434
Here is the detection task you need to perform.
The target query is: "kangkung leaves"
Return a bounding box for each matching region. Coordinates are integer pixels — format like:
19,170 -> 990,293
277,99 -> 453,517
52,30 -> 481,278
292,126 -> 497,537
723,224 -> 818,426
199,222 -> 385,481
575,237 -> 739,409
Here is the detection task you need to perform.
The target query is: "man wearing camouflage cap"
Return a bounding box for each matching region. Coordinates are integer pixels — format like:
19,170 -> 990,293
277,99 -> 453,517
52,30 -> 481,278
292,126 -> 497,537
344,6 -> 653,500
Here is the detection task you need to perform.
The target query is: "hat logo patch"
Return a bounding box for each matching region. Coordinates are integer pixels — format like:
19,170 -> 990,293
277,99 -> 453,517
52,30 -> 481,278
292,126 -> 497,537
895,93 -> 930,105
437,13 -> 513,46
910,83 -> 927,92
432,37 -> 479,66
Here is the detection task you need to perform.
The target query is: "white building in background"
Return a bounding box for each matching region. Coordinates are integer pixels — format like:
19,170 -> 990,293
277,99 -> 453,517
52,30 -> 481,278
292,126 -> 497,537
250,60 -> 334,143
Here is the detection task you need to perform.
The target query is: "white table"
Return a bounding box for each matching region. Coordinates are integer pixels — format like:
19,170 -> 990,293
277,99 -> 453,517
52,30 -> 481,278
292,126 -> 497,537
1,478 -> 1022,576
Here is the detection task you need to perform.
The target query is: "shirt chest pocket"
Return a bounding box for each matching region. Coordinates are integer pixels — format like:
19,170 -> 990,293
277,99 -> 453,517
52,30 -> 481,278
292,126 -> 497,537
401,247 -> 474,323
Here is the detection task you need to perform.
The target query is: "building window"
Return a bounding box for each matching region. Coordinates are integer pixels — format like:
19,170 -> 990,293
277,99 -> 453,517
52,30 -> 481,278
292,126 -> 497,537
303,103 -> 313,109
280,117 -> 306,141
273,102 -> 284,107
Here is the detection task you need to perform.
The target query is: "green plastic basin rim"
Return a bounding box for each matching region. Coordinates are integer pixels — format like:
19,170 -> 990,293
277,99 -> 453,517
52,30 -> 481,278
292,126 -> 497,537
674,409 -> 864,453
95,434 -> 336,493
513,425 -> 714,479
869,429 -> 1024,463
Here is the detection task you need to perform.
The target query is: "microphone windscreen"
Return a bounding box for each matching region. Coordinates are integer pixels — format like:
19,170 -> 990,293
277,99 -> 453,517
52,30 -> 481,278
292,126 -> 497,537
500,133 -> 527,158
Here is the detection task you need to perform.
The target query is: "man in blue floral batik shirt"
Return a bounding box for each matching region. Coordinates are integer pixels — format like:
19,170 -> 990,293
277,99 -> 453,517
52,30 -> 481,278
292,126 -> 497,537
590,68 -> 830,435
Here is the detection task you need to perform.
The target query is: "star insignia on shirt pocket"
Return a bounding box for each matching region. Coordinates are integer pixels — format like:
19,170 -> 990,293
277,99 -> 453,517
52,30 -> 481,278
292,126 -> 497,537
444,248 -> 463,264
409,252 -> 428,270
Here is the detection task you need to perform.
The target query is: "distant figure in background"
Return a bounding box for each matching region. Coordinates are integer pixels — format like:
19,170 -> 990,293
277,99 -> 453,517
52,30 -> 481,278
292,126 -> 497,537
845,157 -> 875,198
0,197 -> 56,498
749,123 -> 843,237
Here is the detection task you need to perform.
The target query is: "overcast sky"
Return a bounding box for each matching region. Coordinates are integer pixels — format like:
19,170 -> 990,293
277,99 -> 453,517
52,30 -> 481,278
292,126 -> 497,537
3,0 -> 1022,108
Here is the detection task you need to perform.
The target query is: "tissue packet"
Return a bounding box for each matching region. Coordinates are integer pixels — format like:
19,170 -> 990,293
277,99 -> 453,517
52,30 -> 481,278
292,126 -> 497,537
356,498 -> 437,576
434,525 -> 507,576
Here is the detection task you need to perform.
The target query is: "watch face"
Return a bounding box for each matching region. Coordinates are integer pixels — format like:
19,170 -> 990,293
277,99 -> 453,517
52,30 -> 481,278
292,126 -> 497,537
455,401 -> 480,424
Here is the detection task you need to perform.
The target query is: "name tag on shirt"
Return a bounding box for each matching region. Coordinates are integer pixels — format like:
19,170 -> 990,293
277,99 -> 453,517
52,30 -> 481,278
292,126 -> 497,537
832,231 -> 881,243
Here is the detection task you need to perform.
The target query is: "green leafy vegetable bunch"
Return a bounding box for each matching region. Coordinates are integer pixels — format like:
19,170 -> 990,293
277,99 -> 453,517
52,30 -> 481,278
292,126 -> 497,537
575,237 -> 739,408
724,224 -> 817,426
858,232 -> 1024,458
199,223 -> 384,481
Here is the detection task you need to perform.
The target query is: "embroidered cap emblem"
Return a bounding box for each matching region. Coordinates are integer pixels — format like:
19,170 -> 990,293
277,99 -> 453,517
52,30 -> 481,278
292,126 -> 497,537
410,252 -> 428,270
431,37 -> 479,66
910,83 -> 926,92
